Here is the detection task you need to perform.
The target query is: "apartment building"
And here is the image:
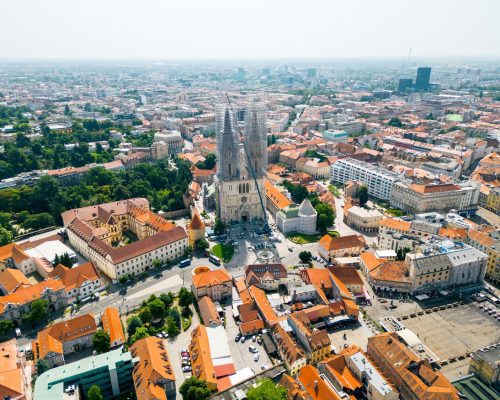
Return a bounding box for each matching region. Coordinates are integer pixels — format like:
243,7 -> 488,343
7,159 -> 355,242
0,279 -> 66,324
49,261 -> 102,302
153,130 -> 183,154
33,314 -> 97,367
271,323 -> 307,376
407,240 -> 488,294
130,337 -> 176,400
367,332 -> 460,400
318,234 -> 365,261
330,158 -> 399,201
245,263 -> 288,291
318,345 -> 399,400
0,339 -> 29,400
288,311 -> 331,364
191,268 -> 232,301
468,344 -> 500,388
466,229 -> 500,284
390,182 -> 480,214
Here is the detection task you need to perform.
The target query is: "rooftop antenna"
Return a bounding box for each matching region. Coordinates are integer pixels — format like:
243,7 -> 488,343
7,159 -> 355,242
408,48 -> 412,66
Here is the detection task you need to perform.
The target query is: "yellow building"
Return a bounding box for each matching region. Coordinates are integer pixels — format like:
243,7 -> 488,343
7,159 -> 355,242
188,211 -> 206,248
485,187 -> 500,214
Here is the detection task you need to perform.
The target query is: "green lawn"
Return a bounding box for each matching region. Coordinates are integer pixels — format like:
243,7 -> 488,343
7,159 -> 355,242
287,230 -> 339,244
211,243 -> 234,262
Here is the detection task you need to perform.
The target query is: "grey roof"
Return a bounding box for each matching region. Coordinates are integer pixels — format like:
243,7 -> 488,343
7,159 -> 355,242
298,198 -> 317,216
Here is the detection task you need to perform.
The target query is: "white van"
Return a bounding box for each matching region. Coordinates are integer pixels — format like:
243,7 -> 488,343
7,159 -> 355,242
15,328 -> 22,337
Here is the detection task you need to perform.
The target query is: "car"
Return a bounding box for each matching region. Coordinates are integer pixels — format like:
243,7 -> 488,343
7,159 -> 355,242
257,337 -> 263,345
181,351 -> 189,356
182,356 -> 190,361
182,366 -> 192,372
156,333 -> 163,338
288,248 -> 293,252
182,360 -> 190,366
261,364 -> 269,370
249,345 -> 258,353
235,334 -> 241,342
180,349 -> 188,353
254,353 -> 260,362
65,385 -> 76,394
162,331 -> 168,337
252,335 -> 256,342
241,336 -> 246,343
15,328 -> 21,337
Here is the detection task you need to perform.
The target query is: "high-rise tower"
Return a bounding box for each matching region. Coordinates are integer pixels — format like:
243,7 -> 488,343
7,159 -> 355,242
415,67 -> 431,92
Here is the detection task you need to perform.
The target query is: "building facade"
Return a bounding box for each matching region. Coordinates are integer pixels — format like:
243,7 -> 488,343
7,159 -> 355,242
216,105 -> 266,223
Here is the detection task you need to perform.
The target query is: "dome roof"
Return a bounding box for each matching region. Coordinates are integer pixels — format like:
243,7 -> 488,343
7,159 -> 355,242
298,198 -> 317,216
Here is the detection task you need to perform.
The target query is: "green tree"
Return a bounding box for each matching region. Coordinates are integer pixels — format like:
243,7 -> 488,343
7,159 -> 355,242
180,377 -> 212,400
167,307 -> 181,327
195,154 -> 216,170
0,320 -> 14,338
126,316 -> 143,336
58,252 -> 74,268
213,218 -> 225,235
388,117 -> 403,128
166,317 -> 180,336
315,203 -> 335,232
396,247 -> 411,261
358,185 -> 368,206
87,385 -> 104,400
138,306 -> 152,323
159,292 -> 174,309
247,379 -> 287,400
0,227 -> 13,246
64,104 -> 71,116
36,359 -> 51,375
299,251 -> 313,264
27,298 -> 49,323
195,239 -> 209,251
92,329 -> 111,354
129,326 -> 149,344
149,299 -> 166,320
178,287 -> 194,308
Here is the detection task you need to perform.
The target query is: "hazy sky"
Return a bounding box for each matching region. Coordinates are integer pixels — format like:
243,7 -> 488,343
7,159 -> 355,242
2,0 -> 499,60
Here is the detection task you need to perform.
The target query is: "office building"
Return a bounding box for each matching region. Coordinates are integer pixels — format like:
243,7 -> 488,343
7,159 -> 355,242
398,78 -> 413,93
415,67 -> 431,91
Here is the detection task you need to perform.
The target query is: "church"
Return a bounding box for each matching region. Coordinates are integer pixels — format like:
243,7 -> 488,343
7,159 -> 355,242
215,104 -> 267,223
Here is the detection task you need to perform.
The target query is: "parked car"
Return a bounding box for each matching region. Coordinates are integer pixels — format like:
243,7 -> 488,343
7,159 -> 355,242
249,345 -> 258,353
235,334 -> 241,342
252,335 -> 256,342
254,353 -> 260,362
241,336 -> 246,343
261,364 -> 269,370
182,366 -> 192,372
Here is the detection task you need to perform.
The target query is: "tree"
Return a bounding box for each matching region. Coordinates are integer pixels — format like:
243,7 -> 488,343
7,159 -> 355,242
290,184 -> 308,204
36,359 -> 50,375
388,117 -> 403,128
0,320 -> 14,337
138,306 -> 152,323
92,329 -> 111,354
27,298 -> 49,323
159,292 -> 174,309
180,377 -> 212,400
195,154 -> 216,170
87,385 -> 104,400
178,287 -> 194,308
149,299 -> 166,320
64,104 -> 71,116
247,379 -> 287,400
166,317 -> 180,336
129,326 -> 149,344
315,203 -> 335,232
299,251 -> 313,264
127,316 -> 143,336
396,247 -> 411,261
167,307 -> 181,327
58,252 -> 74,268
213,218 -> 225,235
0,227 -> 12,246
195,239 -> 209,251
182,305 -> 192,318
358,185 -> 368,206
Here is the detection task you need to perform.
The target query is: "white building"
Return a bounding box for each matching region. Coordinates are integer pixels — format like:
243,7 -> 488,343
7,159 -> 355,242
345,205 -> 383,232
276,199 -> 317,235
154,130 -> 183,154
330,158 -> 399,201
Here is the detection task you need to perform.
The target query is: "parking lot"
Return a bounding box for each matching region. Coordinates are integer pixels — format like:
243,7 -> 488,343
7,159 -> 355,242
224,306 -> 272,374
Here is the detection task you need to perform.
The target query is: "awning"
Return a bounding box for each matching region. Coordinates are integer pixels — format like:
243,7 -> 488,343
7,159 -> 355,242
415,294 -> 430,301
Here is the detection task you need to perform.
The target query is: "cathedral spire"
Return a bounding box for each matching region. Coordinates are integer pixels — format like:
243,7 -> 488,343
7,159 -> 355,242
216,105 -> 239,181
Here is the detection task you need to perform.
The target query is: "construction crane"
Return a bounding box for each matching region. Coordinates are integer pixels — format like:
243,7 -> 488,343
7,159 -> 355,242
224,93 -> 270,234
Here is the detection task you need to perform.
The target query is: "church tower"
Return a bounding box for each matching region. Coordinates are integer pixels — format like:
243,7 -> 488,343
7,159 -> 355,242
215,103 -> 266,224
244,105 -> 266,179
217,107 -> 239,181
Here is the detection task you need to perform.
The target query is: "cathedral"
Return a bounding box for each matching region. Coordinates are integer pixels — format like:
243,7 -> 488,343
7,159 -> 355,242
215,104 -> 267,223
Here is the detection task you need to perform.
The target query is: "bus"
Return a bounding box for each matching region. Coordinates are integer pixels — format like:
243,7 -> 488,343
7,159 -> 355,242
179,259 -> 191,268
209,255 -> 221,266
